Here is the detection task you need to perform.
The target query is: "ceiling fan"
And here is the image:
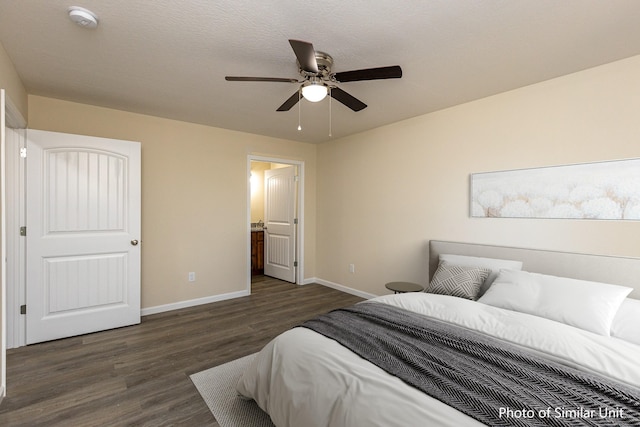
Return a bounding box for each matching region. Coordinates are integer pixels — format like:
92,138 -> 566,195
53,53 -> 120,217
225,39 -> 402,112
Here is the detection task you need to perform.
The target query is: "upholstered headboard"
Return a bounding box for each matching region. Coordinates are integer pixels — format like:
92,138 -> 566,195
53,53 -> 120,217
429,240 -> 640,299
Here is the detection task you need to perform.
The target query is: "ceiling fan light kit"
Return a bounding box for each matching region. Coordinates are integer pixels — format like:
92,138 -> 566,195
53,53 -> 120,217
226,39 -> 403,118
301,80 -> 328,102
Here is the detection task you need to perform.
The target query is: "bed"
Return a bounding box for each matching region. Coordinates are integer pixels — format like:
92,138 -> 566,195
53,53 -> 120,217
236,241 -> 640,426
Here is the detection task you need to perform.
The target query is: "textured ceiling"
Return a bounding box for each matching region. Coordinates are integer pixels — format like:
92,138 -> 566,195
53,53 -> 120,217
1,0 -> 640,143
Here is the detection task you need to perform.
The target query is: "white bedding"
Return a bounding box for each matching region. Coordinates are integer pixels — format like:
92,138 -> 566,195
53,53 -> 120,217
236,293 -> 640,426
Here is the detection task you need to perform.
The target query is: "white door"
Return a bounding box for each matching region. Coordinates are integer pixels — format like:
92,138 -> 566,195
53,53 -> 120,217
26,129 -> 141,344
263,166 -> 296,283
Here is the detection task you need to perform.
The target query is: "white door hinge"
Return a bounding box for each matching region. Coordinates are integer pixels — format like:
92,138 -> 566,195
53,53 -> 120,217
20,147 -> 27,158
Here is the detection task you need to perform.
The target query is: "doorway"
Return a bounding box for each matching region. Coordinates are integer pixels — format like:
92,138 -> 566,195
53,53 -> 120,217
3,90 -> 27,357
248,156 -> 304,291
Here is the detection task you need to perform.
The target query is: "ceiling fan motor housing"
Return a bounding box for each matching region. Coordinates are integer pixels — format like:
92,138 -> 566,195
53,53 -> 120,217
299,51 -> 334,79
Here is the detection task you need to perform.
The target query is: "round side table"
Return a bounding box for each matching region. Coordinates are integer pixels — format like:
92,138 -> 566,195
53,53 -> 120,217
385,281 -> 425,294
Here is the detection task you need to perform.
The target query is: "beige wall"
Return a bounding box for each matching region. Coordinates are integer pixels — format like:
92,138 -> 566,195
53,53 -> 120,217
316,55 -> 640,296
250,162 -> 270,223
28,96 -> 317,309
4,40 -> 640,309
0,41 -> 27,119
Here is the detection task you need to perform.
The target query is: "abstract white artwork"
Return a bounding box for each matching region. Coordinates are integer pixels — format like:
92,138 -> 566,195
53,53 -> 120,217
470,159 -> 640,220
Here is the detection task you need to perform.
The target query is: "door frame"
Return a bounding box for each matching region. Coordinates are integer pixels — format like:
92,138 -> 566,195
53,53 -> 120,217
247,155 -> 304,291
3,91 -> 27,352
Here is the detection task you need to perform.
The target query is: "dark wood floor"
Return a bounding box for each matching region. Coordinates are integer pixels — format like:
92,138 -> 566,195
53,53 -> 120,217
0,276 -> 363,426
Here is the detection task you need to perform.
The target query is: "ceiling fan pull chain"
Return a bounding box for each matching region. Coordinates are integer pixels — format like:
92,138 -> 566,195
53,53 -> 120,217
329,87 -> 332,137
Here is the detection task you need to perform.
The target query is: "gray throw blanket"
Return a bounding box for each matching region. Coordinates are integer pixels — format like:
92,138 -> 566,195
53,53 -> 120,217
301,302 -> 640,426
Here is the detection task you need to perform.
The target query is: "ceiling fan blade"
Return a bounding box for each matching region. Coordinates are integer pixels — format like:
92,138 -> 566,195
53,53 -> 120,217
330,87 -> 367,111
333,65 -> 402,82
225,76 -> 299,83
276,91 -> 301,111
289,39 -> 318,73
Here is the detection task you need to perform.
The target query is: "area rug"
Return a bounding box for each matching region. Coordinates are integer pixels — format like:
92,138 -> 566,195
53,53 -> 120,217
190,353 -> 275,427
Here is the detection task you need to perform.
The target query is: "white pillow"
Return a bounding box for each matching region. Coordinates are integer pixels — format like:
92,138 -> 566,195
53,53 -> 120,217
438,254 -> 523,296
478,269 -> 632,336
611,298 -> 640,345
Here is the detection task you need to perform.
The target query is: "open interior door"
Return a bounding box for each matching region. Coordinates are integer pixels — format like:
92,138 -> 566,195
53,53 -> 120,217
25,129 -> 141,344
263,166 -> 297,283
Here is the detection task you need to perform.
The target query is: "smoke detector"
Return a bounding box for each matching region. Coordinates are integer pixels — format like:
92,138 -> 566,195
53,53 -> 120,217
68,6 -> 99,29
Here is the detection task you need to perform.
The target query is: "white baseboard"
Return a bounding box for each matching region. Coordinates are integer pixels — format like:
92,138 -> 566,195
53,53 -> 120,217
141,278 -> 376,317
141,290 -> 250,316
309,278 -> 378,300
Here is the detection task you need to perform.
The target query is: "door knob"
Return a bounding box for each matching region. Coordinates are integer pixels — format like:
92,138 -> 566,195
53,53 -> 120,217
131,239 -> 139,246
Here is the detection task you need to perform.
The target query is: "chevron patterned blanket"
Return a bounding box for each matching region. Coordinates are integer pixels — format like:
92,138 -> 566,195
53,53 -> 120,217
301,302 -> 640,426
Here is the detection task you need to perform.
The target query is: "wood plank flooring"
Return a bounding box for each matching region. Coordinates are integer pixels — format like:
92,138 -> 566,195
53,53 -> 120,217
0,276 -> 363,426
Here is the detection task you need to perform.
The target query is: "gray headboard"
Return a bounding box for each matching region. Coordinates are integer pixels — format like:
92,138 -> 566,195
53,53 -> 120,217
429,240 -> 640,299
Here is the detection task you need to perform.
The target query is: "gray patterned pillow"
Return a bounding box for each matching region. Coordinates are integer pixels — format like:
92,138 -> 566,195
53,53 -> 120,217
427,261 -> 491,300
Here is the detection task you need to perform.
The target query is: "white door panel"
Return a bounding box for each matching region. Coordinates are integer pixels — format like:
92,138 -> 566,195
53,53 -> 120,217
26,129 -> 141,344
264,166 -> 296,283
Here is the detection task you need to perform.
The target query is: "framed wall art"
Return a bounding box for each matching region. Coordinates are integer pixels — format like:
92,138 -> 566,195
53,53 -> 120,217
470,158 -> 640,220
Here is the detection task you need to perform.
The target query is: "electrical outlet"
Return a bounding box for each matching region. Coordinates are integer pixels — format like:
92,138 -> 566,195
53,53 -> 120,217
349,264 -> 355,274
188,272 -> 196,282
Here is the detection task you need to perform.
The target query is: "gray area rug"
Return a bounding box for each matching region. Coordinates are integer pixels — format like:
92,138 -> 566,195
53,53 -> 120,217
190,353 -> 275,427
